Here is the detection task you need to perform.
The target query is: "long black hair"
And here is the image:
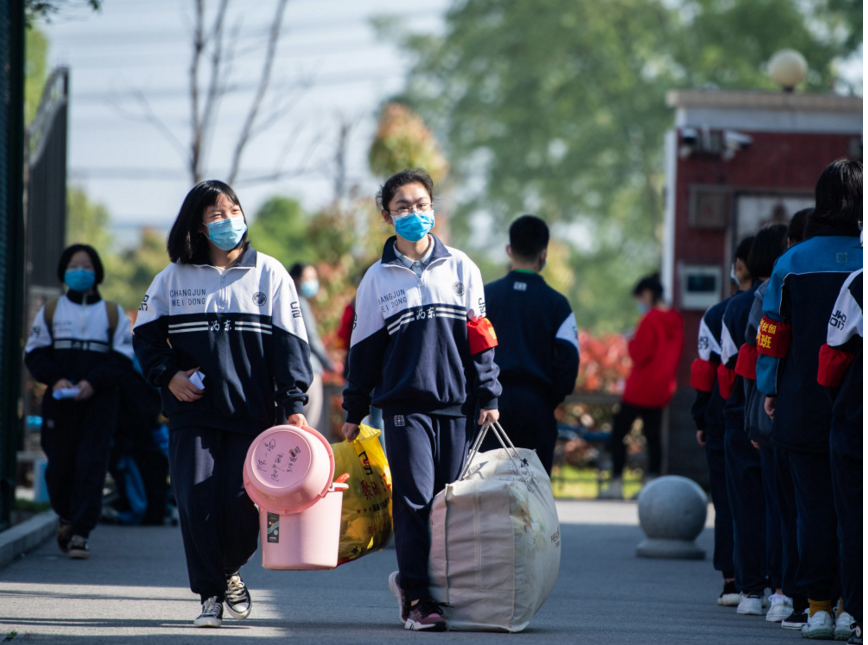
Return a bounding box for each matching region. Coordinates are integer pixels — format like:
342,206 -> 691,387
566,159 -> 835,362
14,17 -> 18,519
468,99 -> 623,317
167,180 -> 248,264
810,159 -> 862,235
57,244 -> 104,284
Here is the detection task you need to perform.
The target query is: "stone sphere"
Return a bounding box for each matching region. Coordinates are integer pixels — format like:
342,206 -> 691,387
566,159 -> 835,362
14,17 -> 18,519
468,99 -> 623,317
637,475 -> 707,542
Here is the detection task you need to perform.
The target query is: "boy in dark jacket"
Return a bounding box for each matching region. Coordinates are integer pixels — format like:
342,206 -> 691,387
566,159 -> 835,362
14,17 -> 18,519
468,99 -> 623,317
482,215 -> 580,474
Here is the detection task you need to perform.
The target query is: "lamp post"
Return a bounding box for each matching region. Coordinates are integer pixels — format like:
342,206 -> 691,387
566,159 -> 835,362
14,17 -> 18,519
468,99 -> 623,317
768,49 -> 808,92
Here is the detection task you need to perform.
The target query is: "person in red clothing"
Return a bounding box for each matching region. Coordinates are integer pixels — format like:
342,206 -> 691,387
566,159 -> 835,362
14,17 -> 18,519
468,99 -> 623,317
600,274 -> 684,499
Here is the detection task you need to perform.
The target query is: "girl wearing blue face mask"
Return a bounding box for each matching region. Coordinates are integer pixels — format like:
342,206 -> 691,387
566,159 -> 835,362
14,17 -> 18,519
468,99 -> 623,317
289,263 -> 336,432
341,168 -> 502,631
24,244 -> 135,559
133,180 -> 314,628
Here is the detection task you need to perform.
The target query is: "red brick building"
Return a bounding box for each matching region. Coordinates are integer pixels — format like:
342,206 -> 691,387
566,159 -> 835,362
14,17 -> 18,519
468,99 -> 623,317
660,90 -> 862,485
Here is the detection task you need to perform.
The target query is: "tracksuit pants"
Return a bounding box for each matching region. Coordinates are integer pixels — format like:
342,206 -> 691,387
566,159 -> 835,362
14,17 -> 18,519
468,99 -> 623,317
611,402 -> 662,478
724,426 -> 767,594
787,449 -> 840,603
384,412 -> 469,603
774,446 -> 808,610
759,445 -> 783,590
704,442 -> 734,577
40,390 -> 118,538
480,383 -> 557,474
169,427 -> 260,602
830,420 -> 861,623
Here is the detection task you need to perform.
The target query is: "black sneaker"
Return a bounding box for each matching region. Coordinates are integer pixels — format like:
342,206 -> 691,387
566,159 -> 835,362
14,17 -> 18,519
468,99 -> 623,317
68,535 -> 89,560
56,520 -> 73,554
782,608 -> 809,630
224,572 -> 251,620
718,580 -> 740,606
194,596 -> 223,628
405,600 -> 448,631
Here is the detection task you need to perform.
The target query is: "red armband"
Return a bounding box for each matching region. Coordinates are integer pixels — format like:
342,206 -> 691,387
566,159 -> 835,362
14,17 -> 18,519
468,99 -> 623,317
817,343 -> 855,388
717,363 -> 736,400
734,343 -> 758,381
690,358 -> 717,392
756,317 -> 792,358
467,317 -> 498,355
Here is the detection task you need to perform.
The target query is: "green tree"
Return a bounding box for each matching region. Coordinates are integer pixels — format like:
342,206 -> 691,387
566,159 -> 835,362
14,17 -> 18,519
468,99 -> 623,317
387,0 -> 861,331
101,229 -> 168,312
66,185 -> 113,252
248,196 -> 313,268
24,27 -> 48,125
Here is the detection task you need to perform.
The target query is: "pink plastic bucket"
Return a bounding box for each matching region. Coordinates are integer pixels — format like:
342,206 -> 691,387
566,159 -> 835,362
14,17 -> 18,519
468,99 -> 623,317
259,482 -> 349,570
243,425 -> 334,515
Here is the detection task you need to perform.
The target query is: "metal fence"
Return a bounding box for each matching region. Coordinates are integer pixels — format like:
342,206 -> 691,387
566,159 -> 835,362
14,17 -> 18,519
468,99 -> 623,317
0,1 -> 26,531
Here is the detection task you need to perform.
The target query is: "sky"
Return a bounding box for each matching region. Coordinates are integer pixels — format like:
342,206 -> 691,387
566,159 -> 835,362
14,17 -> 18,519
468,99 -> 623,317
39,1 -> 863,251
39,0 -> 448,246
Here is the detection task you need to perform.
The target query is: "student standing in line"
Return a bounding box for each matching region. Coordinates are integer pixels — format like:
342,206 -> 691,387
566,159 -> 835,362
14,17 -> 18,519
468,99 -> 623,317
482,215 -> 580,474
341,168 -> 501,632
24,244 -> 134,559
600,274 -> 683,499
716,235 -> 771,616
736,224 -> 792,623
757,159 -> 863,640
133,180 -> 313,628
690,290 -> 737,607
818,266 -> 862,645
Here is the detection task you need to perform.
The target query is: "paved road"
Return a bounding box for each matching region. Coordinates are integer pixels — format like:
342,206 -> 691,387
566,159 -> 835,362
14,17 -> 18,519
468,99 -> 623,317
1,501 -> 802,644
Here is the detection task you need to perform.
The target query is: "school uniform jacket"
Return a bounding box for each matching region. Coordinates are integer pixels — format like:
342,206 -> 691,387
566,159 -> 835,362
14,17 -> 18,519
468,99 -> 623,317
756,230 -> 862,453
690,296 -> 730,448
818,268 -> 862,433
739,280 -> 773,445
342,235 -> 501,424
24,289 -> 134,392
484,271 -> 580,405
719,283 -> 759,430
133,246 -> 313,434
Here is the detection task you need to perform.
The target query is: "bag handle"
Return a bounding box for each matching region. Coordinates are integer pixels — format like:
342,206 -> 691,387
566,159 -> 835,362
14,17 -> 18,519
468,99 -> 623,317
460,420 -> 528,482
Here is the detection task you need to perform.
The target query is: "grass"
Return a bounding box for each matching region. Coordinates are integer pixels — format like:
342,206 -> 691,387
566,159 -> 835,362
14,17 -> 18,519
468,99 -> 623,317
550,464 -> 645,500
14,499 -> 52,513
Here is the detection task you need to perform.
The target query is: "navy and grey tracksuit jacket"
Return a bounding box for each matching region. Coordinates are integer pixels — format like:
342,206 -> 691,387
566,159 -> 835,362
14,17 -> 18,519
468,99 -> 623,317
757,230 -> 863,452
483,271 -> 580,404
690,296 -> 731,448
133,246 -> 313,434
719,284 -> 759,429
342,235 -> 501,423
25,289 -> 135,389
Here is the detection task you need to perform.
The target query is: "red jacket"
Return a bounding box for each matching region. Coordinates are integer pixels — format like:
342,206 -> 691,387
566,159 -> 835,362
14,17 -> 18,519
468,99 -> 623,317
623,308 -> 684,408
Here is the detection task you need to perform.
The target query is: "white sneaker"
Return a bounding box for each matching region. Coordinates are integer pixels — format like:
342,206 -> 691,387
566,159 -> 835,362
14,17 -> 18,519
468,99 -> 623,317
194,596 -> 223,628
766,593 -> 794,622
599,478 -> 623,500
802,610 -> 834,640
835,612 -> 855,641
737,592 -> 764,616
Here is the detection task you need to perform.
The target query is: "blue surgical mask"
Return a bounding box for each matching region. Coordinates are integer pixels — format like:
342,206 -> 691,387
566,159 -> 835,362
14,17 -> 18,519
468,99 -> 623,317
64,268 -> 95,292
300,279 -> 319,299
393,209 -> 435,243
730,264 -> 738,285
637,302 -> 650,315
206,217 -> 247,251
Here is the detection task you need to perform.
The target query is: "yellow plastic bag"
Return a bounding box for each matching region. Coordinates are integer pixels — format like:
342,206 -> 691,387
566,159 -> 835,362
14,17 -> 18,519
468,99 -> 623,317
331,424 -> 393,565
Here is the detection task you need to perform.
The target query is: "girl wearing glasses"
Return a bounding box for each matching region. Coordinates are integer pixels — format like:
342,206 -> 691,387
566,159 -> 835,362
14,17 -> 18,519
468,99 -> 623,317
341,168 -> 502,631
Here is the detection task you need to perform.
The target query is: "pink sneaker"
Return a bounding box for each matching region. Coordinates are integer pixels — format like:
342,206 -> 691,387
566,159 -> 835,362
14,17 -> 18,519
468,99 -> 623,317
405,600 -> 447,631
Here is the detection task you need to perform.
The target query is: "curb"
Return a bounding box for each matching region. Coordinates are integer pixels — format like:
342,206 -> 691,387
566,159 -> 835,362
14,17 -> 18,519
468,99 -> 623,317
0,511 -> 57,569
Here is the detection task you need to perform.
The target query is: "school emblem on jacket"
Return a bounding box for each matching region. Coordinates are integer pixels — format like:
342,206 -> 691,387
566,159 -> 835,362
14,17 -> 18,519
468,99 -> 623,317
253,292 -> 267,307
453,282 -> 465,296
